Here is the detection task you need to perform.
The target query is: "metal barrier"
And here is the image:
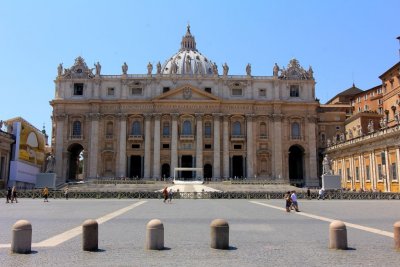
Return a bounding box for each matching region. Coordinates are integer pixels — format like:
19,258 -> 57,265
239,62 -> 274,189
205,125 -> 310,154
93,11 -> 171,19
1,190 -> 400,199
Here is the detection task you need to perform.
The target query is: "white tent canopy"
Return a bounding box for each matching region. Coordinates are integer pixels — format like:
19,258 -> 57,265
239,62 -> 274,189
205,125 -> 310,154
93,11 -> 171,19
173,167 -> 204,185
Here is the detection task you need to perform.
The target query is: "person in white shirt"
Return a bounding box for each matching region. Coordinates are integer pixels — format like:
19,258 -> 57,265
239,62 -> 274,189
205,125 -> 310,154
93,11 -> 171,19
290,191 -> 300,212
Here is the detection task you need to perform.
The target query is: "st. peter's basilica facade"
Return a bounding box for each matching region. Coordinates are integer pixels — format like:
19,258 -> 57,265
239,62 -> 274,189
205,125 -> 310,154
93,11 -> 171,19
50,26 -> 321,186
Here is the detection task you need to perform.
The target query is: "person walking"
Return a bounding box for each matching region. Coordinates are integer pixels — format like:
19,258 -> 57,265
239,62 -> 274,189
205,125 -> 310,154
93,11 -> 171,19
162,187 -> 168,203
318,188 -> 325,200
11,186 -> 18,203
290,191 -> 300,212
284,191 -> 292,212
6,187 -> 12,203
64,186 -> 69,200
43,187 -> 49,202
306,188 -> 311,200
168,188 -> 173,203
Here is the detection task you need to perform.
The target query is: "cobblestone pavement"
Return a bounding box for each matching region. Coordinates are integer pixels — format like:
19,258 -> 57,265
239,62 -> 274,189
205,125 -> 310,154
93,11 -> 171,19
1,199 -> 399,267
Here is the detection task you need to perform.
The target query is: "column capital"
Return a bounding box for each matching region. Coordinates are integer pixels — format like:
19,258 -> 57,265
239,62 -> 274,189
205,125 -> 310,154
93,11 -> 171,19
212,113 -> 222,119
144,113 -> 153,120
195,113 -> 204,120
87,113 -> 101,121
245,114 -> 255,121
307,115 -> 318,123
171,113 -> 179,120
153,113 -> 162,120
116,113 -> 128,121
223,114 -> 231,121
271,113 -> 283,122
55,114 -> 67,121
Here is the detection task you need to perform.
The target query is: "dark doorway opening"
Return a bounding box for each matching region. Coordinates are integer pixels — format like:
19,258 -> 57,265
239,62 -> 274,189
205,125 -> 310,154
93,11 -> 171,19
204,164 -> 212,181
67,143 -> 84,181
232,156 -> 244,179
129,155 -> 142,179
181,155 -> 193,180
161,163 -> 170,180
289,145 -> 304,186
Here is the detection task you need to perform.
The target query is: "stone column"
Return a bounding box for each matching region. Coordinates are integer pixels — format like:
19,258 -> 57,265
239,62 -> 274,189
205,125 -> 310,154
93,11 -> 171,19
359,154 -> 365,190
88,113 -> 100,178
370,151 -> 376,190
170,113 -> 179,177
153,113 -> 161,179
222,115 -> 230,179
246,114 -> 254,179
195,113 -> 203,172
55,114 -> 66,185
271,114 -> 283,180
384,148 -> 390,192
396,147 -> 400,190
307,115 -> 318,186
213,113 -> 221,180
144,114 -> 152,179
117,114 -> 127,177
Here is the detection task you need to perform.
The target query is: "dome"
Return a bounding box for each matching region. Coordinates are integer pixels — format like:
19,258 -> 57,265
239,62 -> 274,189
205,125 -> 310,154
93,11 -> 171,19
161,25 -> 217,76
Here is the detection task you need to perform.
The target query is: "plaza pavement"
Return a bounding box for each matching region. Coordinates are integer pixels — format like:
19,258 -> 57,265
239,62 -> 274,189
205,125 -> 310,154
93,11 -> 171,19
1,198 -> 399,266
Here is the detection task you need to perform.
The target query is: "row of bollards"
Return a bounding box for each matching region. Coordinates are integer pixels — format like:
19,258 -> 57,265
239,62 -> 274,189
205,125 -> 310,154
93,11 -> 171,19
9,219 -> 400,254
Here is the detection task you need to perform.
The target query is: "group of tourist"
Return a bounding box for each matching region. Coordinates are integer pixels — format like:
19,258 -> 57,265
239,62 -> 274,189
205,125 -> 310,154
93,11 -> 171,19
284,190 -> 300,212
162,187 -> 174,203
5,186 -> 18,203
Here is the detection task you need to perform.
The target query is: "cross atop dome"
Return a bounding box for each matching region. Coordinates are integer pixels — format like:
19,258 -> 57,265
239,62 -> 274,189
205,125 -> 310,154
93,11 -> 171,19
180,24 -> 197,51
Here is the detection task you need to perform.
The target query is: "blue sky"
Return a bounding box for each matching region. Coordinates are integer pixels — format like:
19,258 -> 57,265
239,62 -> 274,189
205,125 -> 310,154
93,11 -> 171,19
0,0 -> 399,138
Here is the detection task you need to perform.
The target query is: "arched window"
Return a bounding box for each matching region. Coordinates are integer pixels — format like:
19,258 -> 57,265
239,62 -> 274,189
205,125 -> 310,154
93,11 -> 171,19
204,122 -> 212,137
162,122 -> 170,137
106,122 -> 113,136
233,121 -> 241,136
291,122 -> 300,139
72,121 -> 81,137
182,120 -> 192,135
131,121 -> 141,135
260,122 -> 267,137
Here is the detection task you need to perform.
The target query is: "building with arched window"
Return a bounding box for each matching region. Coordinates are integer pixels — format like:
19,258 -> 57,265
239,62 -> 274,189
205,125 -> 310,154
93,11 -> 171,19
50,25 -> 321,186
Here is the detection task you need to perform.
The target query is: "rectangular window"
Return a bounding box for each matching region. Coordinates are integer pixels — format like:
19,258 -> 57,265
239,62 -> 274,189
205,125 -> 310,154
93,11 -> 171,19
364,94 -> 368,100
73,83 -> 84,95
232,88 -> 242,96
338,169 -> 342,178
204,144 -> 212,149
233,144 -> 242,149
130,88 -> 143,95
162,144 -> 170,149
378,164 -> 383,180
131,144 -> 140,149
163,87 -> 170,93
355,167 -> 359,181
107,87 -> 115,96
366,165 -> 370,181
346,167 -> 351,181
289,85 -> 299,97
259,88 -> 266,97
204,87 -> 212,93
391,163 -> 397,180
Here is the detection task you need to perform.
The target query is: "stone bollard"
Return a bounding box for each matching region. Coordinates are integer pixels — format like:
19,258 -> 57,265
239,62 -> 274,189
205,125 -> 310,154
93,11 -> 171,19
146,219 -> 164,250
11,220 -> 32,254
329,220 -> 347,250
394,221 -> 400,251
82,219 -> 98,251
210,219 -> 229,249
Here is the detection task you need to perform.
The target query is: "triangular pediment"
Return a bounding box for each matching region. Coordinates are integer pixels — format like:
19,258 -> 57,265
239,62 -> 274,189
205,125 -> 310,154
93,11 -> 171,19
153,84 -> 220,102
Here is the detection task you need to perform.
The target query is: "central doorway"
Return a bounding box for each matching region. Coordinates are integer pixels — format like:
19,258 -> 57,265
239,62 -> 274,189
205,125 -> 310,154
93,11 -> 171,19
67,143 -> 84,181
181,155 -> 193,180
288,145 -> 304,186
232,155 -> 244,179
129,155 -> 142,179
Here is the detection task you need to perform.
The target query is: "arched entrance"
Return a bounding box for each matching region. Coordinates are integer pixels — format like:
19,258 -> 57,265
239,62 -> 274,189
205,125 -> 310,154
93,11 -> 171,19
67,143 -> 84,181
161,163 -> 170,180
288,145 -> 304,186
204,164 -> 212,181
232,155 -> 244,179
129,155 -> 142,179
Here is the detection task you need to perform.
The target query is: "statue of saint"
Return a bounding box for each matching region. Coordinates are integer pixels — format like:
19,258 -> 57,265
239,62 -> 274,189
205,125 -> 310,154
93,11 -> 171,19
273,63 -> 279,77
0,120 -> 3,130
122,62 -> 128,75
367,120 -> 374,133
222,63 -> 229,76
147,62 -> 153,75
246,63 -> 251,76
322,155 -> 332,175
45,154 -> 56,173
212,63 -> 218,75
57,63 -> 63,77
95,62 -> 101,76
156,61 -> 162,74
170,60 -> 178,74
308,66 -> 314,79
